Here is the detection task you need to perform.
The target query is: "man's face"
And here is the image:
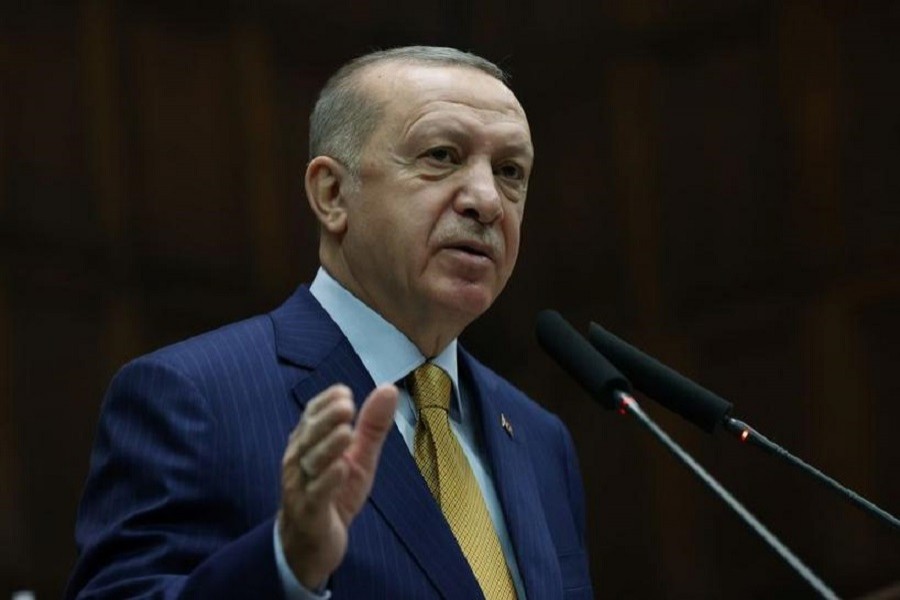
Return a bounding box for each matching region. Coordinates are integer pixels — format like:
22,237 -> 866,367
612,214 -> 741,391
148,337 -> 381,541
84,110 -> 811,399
338,62 -> 534,343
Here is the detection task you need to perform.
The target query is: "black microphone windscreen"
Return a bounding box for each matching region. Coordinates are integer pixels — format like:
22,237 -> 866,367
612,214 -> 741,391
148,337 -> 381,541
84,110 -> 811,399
588,322 -> 732,433
536,310 -> 631,410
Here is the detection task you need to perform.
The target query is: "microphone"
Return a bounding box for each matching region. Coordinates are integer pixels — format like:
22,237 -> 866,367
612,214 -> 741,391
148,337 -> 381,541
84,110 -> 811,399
535,310 -> 631,410
535,309 -> 840,598
588,320 -> 900,532
588,322 -> 731,433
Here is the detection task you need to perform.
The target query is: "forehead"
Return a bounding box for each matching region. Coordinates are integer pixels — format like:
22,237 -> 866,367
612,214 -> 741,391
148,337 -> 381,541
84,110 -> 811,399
358,62 -> 532,145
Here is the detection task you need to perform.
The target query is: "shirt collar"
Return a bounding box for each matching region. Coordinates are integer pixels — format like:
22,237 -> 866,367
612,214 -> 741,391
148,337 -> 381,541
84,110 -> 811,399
309,268 -> 462,409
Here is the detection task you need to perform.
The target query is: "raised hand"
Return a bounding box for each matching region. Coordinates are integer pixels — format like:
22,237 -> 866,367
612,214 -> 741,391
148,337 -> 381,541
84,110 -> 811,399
277,383 -> 399,589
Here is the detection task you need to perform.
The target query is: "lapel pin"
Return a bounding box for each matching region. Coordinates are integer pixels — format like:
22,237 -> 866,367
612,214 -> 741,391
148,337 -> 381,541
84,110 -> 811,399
500,413 -> 514,438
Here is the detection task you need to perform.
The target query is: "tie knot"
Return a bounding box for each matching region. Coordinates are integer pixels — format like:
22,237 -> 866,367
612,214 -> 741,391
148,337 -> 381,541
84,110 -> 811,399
408,362 -> 452,412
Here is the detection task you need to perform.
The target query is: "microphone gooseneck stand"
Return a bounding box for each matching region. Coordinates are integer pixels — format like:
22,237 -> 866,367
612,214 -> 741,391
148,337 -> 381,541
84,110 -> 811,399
587,321 -> 900,533
616,392 -> 840,600
536,311 -> 841,599
723,417 -> 900,532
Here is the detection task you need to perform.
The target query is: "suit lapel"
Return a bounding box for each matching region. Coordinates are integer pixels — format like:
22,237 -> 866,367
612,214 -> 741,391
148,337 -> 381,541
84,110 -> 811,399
462,350 -> 564,600
367,424 -> 484,600
272,287 -> 482,599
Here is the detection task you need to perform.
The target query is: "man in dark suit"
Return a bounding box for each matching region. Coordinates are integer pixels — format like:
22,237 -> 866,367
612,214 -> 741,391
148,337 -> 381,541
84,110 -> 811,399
67,46 -> 593,599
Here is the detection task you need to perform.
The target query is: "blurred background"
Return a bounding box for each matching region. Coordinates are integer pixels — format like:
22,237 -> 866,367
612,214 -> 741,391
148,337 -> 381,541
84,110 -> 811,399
2,0 -> 899,597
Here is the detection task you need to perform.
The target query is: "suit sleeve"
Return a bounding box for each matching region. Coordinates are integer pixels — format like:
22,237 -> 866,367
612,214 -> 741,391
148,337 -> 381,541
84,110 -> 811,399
66,357 -> 284,600
555,415 -> 594,597
558,417 -> 588,547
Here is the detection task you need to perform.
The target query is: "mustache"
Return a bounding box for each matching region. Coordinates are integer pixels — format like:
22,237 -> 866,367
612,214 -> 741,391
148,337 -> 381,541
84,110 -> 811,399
434,221 -> 503,257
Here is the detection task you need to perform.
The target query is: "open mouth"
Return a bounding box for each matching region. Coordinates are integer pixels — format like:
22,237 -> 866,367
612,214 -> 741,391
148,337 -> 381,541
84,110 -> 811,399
448,244 -> 491,259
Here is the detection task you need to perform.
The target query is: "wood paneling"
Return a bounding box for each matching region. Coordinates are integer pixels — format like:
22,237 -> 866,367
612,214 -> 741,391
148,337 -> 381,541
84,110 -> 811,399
0,273 -> 29,592
2,1 -> 898,596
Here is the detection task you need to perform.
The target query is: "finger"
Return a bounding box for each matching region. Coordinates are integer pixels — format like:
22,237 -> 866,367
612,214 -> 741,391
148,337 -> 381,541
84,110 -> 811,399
307,384 -> 351,415
299,422 -> 353,481
282,388 -> 353,477
288,395 -> 355,466
345,384 -> 399,475
288,384 -> 353,442
305,458 -> 350,505
297,396 -> 355,453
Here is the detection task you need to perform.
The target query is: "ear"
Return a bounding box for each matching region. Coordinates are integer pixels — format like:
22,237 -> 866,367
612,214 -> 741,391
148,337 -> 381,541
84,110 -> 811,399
305,156 -> 352,235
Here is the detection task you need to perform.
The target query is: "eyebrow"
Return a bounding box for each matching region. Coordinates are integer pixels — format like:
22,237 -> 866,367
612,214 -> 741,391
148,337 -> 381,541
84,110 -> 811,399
500,140 -> 535,161
405,118 -> 534,160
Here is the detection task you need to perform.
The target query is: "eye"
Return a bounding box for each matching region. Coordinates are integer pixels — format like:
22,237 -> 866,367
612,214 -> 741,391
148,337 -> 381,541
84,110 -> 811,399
495,162 -> 526,180
424,147 -> 458,164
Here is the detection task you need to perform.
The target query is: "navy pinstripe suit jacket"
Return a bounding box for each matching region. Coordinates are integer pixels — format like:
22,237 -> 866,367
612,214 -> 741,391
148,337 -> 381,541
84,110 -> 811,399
67,286 -> 593,599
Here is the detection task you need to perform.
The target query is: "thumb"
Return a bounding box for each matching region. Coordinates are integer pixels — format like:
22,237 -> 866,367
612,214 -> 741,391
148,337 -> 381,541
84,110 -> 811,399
347,384 -> 398,475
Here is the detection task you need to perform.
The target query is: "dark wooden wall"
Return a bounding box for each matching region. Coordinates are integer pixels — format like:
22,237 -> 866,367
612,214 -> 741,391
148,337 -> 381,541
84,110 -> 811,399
2,1 -> 898,597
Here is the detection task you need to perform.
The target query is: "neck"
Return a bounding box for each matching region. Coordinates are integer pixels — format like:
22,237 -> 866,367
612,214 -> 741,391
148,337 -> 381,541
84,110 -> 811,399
320,254 -> 467,358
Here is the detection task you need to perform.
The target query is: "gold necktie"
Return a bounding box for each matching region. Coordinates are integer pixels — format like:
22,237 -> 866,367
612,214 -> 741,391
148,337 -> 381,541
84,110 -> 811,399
408,363 -> 517,599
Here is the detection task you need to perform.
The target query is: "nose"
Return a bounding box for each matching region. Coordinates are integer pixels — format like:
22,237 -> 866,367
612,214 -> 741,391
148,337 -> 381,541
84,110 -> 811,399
454,160 -> 502,224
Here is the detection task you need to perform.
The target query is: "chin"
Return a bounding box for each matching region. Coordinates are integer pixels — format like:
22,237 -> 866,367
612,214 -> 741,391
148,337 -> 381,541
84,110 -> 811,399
431,280 -> 500,322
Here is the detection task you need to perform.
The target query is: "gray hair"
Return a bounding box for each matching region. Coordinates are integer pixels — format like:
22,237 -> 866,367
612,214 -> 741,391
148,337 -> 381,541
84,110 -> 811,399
309,46 -> 510,173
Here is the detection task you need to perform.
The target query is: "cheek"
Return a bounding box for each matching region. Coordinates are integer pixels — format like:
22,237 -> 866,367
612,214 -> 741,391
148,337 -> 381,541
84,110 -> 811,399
386,208 -> 433,271
502,211 -> 524,268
